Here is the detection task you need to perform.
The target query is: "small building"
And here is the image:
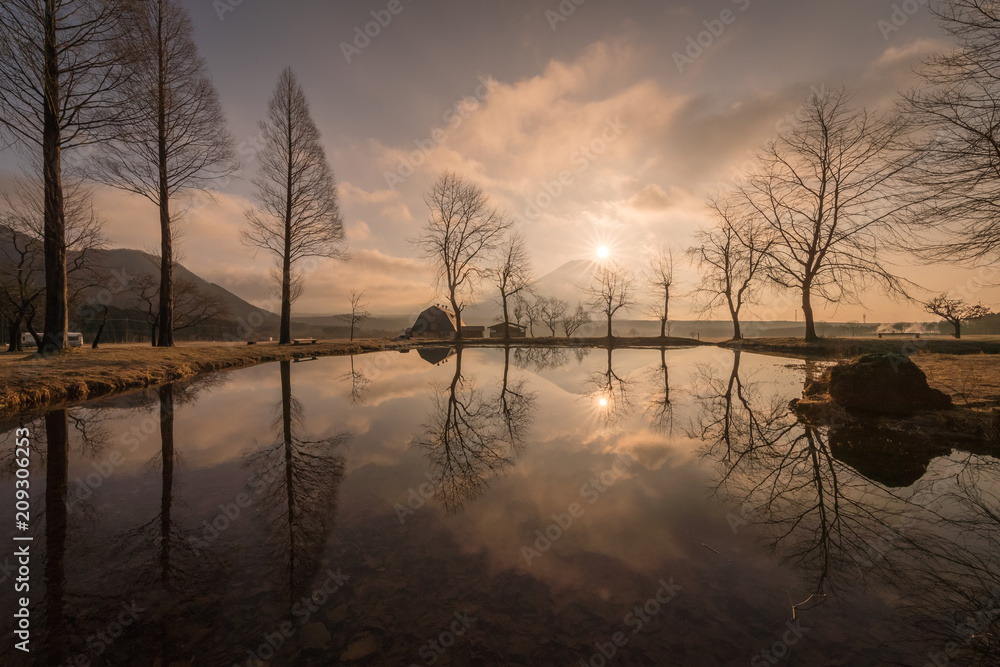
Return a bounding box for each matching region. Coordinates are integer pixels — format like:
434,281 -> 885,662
488,322 -> 527,339
461,326 -> 485,339
408,305 -> 461,339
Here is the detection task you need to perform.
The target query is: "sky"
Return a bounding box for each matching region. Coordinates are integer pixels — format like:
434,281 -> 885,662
2,0 -> 994,321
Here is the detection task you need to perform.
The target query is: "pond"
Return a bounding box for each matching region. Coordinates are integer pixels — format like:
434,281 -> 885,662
1,346 -> 998,666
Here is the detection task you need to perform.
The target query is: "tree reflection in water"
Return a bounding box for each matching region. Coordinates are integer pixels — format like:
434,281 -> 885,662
643,347 -> 675,435
416,346 -> 535,512
691,350 -> 1000,662
243,360 -> 349,606
585,347 -> 634,428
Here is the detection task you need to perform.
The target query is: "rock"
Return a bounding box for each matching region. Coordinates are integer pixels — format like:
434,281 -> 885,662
341,635 -> 379,661
828,353 -> 952,416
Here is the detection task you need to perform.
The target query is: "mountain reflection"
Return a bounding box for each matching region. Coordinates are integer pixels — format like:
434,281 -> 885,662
691,350 -> 1000,662
415,346 -> 535,512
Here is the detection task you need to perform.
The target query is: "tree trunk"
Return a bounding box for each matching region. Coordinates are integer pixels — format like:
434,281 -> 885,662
450,294 -> 463,342
44,408 -> 69,663
92,307 -> 109,348
731,312 -> 742,341
501,292 -> 511,342
802,287 -> 818,342
954,320 -> 962,339
606,313 -> 613,338
349,318 -> 355,341
41,0 -> 67,355
661,292 -> 668,337
7,315 -> 22,352
155,5 -> 174,348
280,77 -> 294,345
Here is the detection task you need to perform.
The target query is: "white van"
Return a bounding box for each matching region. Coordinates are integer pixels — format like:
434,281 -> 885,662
20,332 -> 84,348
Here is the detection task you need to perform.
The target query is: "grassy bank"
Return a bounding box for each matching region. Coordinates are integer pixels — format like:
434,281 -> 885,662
0,339 -> 401,415
719,336 -> 1000,359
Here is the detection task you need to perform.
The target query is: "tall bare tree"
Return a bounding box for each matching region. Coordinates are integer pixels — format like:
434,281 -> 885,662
0,174 -> 105,350
414,172 -> 512,341
644,245 -> 677,338
741,89 -> 914,341
0,0 -> 133,353
584,261 -> 635,338
93,0 -> 236,347
924,294 -> 992,339
490,231 -> 532,340
901,0 -> 1000,261
688,196 -> 770,340
243,67 -> 346,344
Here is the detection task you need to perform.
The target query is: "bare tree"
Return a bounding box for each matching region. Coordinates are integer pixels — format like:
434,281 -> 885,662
0,175 -> 105,351
924,294 -> 992,339
522,296 -> 542,337
0,0 -> 133,353
242,67 -> 346,344
688,195 -> 770,341
562,303 -> 591,337
901,0 -> 1000,262
740,89 -> 915,341
644,245 -> 677,338
539,297 -> 568,336
92,0 -> 236,347
341,289 -> 370,341
490,231 -> 532,340
584,261 -> 636,338
414,172 -> 512,341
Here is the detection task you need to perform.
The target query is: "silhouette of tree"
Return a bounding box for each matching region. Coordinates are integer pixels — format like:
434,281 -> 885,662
644,245 -> 677,338
242,68 -> 346,344
414,172 -> 512,341
93,0 -> 237,347
584,261 -> 636,339
490,231 -> 533,340
740,89 -> 915,341
415,347 -> 533,512
0,0 -> 133,353
924,294 -> 992,339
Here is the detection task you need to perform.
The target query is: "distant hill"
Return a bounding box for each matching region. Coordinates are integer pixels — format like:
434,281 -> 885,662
86,248 -> 279,327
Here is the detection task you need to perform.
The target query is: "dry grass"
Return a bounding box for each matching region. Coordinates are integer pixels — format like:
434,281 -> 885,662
0,339 -> 400,415
720,336 -> 1000,359
911,354 -> 1000,409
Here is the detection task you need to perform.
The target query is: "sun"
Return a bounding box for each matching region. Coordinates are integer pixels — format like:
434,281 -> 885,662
597,246 -> 610,259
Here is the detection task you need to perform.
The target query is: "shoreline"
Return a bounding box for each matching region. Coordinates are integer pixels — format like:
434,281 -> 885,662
2,335 -> 997,416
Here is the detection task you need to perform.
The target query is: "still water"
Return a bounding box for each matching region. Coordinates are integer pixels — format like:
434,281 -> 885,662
1,346 -> 998,666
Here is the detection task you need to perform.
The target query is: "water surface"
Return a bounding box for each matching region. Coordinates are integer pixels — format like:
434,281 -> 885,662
1,346 -> 998,666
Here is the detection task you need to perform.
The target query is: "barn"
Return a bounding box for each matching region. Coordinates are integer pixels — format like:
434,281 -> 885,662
408,305 -> 461,339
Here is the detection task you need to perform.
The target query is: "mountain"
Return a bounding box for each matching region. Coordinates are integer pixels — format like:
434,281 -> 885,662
86,248 -> 278,326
